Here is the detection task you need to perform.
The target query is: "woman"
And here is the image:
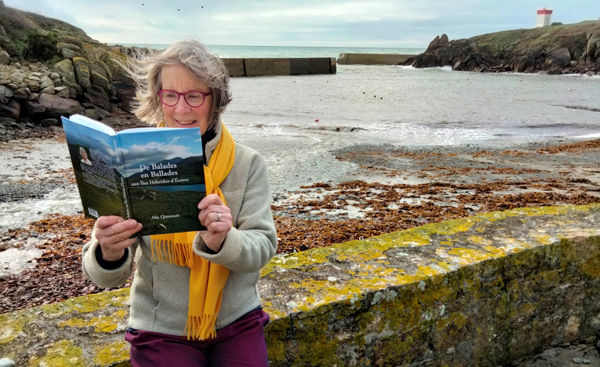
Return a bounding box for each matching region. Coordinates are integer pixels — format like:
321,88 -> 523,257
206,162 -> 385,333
81,39 -> 277,367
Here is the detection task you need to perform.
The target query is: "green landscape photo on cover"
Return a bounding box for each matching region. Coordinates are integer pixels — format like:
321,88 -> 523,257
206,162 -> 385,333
119,129 -> 206,235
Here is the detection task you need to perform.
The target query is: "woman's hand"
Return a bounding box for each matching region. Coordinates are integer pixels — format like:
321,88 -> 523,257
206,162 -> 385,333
94,216 -> 142,261
198,194 -> 232,252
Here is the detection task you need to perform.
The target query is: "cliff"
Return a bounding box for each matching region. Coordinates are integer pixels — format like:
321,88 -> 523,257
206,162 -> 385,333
407,21 -> 600,75
0,3 -> 152,141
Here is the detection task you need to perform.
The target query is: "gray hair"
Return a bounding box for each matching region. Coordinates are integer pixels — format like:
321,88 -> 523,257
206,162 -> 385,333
124,39 -> 232,129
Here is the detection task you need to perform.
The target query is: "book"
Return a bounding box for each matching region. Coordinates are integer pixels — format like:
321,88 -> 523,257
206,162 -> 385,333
61,114 -> 206,236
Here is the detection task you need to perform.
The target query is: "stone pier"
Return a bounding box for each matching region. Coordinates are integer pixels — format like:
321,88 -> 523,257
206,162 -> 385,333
1,204 -> 599,366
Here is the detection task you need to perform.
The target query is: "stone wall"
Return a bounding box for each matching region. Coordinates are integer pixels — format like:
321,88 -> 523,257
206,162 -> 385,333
1,204 -> 599,366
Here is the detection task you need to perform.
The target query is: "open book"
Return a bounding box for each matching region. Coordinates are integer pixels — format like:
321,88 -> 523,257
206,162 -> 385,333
61,114 -> 206,236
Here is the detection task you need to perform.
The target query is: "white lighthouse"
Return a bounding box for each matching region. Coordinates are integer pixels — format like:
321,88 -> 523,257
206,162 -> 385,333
536,8 -> 552,27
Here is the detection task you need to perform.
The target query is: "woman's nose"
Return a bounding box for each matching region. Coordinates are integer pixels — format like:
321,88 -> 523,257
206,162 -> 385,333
174,96 -> 191,112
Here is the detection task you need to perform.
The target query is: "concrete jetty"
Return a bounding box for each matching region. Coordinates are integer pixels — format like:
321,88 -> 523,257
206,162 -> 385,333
1,204 -> 599,366
222,58 -> 336,77
337,53 -> 414,65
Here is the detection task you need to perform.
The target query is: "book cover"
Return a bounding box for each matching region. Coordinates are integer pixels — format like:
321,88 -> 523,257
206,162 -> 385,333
61,114 -> 206,236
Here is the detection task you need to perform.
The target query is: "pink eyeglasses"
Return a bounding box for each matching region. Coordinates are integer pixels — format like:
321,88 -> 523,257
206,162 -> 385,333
158,90 -> 212,108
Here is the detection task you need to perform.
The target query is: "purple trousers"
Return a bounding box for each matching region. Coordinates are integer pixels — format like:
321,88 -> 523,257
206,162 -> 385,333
125,309 -> 270,367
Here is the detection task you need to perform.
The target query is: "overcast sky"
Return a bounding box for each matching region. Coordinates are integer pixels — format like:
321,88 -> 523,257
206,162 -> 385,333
7,0 -> 600,48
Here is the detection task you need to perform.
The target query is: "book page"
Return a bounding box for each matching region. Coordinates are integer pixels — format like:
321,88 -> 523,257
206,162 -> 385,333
117,127 -> 206,236
68,114 -> 116,136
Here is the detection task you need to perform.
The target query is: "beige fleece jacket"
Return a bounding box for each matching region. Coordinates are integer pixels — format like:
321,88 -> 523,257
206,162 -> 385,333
81,124 -> 277,334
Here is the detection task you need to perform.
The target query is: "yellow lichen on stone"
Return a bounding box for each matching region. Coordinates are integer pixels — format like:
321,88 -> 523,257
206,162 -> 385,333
446,248 -> 499,265
530,232 -> 554,245
0,312 -> 34,345
29,340 -> 84,367
94,340 -> 130,366
42,288 -> 130,317
57,316 -> 119,333
468,236 -> 491,246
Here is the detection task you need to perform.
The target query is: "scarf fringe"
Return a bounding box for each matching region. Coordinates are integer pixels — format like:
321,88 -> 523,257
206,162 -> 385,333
185,314 -> 218,341
150,239 -> 194,267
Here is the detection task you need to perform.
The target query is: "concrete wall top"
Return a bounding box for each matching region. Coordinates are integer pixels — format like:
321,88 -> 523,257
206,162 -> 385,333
337,53 -> 414,65
1,204 -> 599,366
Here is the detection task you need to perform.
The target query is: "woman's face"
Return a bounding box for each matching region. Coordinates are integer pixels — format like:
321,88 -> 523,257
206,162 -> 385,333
160,64 -> 212,133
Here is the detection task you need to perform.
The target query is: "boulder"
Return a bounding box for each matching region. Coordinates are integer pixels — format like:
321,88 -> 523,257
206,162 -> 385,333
426,35 -> 441,52
40,86 -> 55,95
0,50 -> 9,65
72,57 -> 91,90
0,99 -> 20,120
25,78 -> 40,92
21,100 -> 46,118
439,34 -> 449,48
113,82 -> 136,113
0,84 -> 13,104
61,48 -> 79,59
89,63 -> 110,92
84,85 -> 111,111
53,59 -> 82,96
53,86 -> 69,98
40,75 -> 54,90
37,93 -> 83,117
546,47 -> 571,67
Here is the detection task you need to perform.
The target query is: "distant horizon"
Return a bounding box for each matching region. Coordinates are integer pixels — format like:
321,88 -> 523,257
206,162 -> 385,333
108,43 -> 426,50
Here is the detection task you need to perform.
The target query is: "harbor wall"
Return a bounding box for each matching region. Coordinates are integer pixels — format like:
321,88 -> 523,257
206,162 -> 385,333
336,53 -> 414,65
222,58 -> 336,77
1,204 -> 599,366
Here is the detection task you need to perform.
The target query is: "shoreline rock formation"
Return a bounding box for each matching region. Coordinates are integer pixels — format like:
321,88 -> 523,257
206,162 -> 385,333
406,21 -> 600,75
0,4 -> 151,141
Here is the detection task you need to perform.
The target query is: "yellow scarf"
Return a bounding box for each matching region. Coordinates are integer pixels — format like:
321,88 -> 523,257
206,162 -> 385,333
150,122 -> 235,340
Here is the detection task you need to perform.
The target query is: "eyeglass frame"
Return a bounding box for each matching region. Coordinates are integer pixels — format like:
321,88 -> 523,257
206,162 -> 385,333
158,89 -> 213,108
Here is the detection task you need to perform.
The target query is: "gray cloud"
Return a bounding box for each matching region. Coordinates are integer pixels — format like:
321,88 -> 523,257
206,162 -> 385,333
6,0 -> 599,47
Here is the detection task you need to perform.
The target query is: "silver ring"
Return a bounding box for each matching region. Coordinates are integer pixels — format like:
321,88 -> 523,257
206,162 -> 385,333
216,212 -> 221,222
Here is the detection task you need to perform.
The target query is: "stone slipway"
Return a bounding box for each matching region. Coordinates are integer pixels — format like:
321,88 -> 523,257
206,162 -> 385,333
1,204 -> 599,366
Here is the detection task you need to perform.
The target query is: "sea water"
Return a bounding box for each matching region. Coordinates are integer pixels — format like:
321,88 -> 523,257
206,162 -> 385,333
2,45 -> 600,234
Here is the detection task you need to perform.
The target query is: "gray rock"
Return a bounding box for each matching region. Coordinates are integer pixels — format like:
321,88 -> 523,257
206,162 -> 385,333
61,48 -> 78,59
0,50 -> 9,65
25,79 -> 40,92
40,86 -> 55,95
72,57 -> 91,90
0,84 -> 13,103
0,99 -> 20,120
40,118 -> 60,127
29,63 -> 42,72
54,86 -> 69,98
40,75 -> 54,90
53,59 -> 82,96
50,72 -> 60,79
0,357 -> 16,367
37,93 -> 83,117
21,100 -> 45,117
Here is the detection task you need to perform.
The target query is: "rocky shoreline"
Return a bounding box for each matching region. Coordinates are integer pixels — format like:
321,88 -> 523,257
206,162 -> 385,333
406,21 -> 600,75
